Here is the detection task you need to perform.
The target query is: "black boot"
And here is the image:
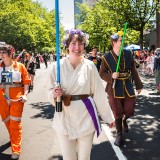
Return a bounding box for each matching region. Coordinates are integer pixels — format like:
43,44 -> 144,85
114,118 -> 123,147
114,132 -> 123,147
122,115 -> 129,133
28,84 -> 31,93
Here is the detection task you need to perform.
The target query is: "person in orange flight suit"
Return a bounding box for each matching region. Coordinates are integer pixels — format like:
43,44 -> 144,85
0,44 -> 31,159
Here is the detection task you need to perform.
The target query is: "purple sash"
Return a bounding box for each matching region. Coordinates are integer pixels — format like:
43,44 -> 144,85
82,97 -> 101,137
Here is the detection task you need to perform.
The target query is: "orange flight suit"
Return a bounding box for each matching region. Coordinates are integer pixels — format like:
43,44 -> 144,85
0,61 -> 31,155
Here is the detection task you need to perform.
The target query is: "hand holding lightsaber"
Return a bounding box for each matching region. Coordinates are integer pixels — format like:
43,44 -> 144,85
112,22 -> 128,88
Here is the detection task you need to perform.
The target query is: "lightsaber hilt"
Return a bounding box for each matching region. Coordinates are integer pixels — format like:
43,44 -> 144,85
55,84 -> 62,112
56,96 -> 62,112
112,79 -> 116,89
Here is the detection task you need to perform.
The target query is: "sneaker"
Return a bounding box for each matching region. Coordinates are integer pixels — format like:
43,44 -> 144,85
11,153 -> 20,159
30,85 -> 33,90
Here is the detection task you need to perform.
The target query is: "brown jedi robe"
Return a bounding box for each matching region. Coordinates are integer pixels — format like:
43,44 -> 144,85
99,50 -> 143,97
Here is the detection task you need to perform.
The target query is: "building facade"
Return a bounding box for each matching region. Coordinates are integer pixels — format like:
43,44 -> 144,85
74,0 -> 96,27
86,0 -> 97,6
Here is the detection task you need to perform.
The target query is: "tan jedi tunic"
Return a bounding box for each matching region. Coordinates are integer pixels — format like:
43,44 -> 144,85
48,57 -> 114,139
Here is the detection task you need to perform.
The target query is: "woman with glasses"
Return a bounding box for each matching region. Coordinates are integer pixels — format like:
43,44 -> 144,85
0,44 -> 30,159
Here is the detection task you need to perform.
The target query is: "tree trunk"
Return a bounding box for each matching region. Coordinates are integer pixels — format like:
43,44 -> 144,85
140,28 -> 144,50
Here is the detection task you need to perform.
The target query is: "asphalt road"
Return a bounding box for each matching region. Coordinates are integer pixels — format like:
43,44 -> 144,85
0,63 -> 160,160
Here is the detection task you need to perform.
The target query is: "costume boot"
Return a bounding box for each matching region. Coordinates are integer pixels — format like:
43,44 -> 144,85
122,115 -> 129,132
114,118 -> 123,147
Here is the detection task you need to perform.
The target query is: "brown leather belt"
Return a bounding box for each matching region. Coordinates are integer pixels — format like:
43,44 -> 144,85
119,72 -> 130,78
0,83 -> 22,88
71,94 -> 90,101
62,94 -> 90,106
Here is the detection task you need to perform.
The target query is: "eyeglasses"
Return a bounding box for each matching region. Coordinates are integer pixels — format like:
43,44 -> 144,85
0,51 -> 8,54
70,41 -> 84,46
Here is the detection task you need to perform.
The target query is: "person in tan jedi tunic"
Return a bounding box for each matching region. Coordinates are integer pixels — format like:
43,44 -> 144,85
99,31 -> 143,147
0,44 -> 30,159
48,29 -> 115,160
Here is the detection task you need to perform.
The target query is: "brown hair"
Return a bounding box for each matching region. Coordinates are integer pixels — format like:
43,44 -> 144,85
25,53 -> 30,59
0,44 -> 15,58
110,37 -> 118,47
65,34 -> 85,48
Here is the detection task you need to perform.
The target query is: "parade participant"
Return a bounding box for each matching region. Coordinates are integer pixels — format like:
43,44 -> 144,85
0,44 -> 31,159
34,52 -> 41,69
24,53 -> 36,91
49,52 -> 54,64
153,49 -> 160,93
99,31 -> 143,147
16,49 -> 26,63
48,29 -> 114,160
88,46 -> 102,72
42,52 -> 48,68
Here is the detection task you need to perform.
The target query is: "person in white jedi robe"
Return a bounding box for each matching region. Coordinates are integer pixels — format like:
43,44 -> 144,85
48,29 -> 114,160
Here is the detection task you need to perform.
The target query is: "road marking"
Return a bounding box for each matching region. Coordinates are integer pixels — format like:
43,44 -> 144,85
102,124 -> 127,160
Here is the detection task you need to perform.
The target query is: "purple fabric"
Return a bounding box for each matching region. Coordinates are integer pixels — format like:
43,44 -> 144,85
82,98 -> 100,137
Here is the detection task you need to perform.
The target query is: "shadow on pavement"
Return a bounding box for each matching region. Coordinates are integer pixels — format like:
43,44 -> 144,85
0,141 -> 11,153
0,142 -> 11,160
121,95 -> 160,160
0,153 -> 11,160
48,155 -> 63,160
91,141 -> 118,160
30,102 -> 55,119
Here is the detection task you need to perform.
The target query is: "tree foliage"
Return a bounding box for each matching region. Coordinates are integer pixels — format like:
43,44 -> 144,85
0,0 -> 64,51
76,3 -> 116,52
99,0 -> 157,49
76,0 -> 157,51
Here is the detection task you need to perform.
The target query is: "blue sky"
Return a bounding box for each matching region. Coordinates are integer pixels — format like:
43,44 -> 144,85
34,0 -> 74,29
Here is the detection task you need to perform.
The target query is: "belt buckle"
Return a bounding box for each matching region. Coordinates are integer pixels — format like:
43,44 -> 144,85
75,95 -> 80,100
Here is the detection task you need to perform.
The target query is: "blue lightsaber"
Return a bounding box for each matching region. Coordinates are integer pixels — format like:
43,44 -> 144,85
55,0 -> 62,112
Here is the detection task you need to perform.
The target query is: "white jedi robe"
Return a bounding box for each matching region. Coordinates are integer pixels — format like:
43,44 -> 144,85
48,57 -> 114,139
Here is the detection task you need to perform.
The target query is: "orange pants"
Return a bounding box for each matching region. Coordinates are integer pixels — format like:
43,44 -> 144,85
0,88 -> 24,154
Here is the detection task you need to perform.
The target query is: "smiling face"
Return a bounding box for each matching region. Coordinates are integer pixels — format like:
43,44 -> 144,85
68,35 -> 84,58
0,50 -> 12,64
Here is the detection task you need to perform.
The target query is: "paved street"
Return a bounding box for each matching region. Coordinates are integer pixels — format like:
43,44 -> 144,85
0,63 -> 160,160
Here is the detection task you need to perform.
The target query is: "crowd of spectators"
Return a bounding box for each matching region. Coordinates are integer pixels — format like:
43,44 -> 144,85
11,45 -> 160,94
130,47 -> 160,93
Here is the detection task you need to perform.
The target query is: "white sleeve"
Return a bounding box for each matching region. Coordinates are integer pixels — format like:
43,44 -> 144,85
47,63 -> 56,106
90,64 -> 115,124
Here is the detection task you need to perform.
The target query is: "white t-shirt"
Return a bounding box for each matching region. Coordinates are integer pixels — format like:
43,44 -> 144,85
0,66 -> 22,83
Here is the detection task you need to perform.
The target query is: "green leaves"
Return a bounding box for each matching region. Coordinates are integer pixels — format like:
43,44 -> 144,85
0,0 -> 64,51
76,0 -> 157,51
